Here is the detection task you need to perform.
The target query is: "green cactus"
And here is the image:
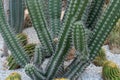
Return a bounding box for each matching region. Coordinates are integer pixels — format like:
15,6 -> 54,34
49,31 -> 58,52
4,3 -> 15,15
5,72 -> 21,80
108,19 -> 120,52
9,0 -> 24,33
7,44 -> 36,70
7,55 -> 21,70
0,0 -> 120,80
24,43 -> 36,58
93,48 -> 107,66
102,61 -> 120,80
16,33 -> 28,46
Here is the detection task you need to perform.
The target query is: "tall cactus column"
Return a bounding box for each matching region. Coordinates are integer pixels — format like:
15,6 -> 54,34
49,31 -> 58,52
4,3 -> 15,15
9,0 -> 24,33
1,0 -> 9,57
0,1 -> 30,67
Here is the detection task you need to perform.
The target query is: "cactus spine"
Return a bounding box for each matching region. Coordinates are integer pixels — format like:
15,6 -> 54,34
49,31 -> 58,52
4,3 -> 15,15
0,0 -> 120,80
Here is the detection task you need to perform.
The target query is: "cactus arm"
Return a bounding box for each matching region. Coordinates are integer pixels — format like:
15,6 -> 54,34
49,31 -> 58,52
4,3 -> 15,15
33,45 -> 44,68
62,21 -> 89,78
55,63 -> 65,78
40,0 -> 51,29
89,0 -> 120,59
25,0 -> 54,56
9,0 -> 24,33
46,35 -> 72,79
74,0 -> 89,21
82,0 -> 105,30
0,1 -> 30,67
73,22 -> 89,60
25,64 -> 46,80
47,0 -> 62,38
63,60 -> 90,79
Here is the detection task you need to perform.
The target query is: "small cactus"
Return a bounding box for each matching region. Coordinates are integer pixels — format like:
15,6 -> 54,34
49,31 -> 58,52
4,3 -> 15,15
7,44 -> 36,70
7,55 -> 20,70
108,19 -> 120,53
102,61 -> 120,80
5,72 -> 21,80
24,43 -> 36,58
16,33 -> 28,46
93,48 -> 107,66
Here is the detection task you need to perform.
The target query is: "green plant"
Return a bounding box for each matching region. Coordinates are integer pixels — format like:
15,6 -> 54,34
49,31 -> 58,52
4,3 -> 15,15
16,33 -> 28,46
5,72 -> 21,80
7,43 -> 36,70
108,19 -> 120,52
93,48 -> 107,66
9,0 -> 25,33
0,0 -> 120,80
24,43 -> 36,58
102,61 -> 120,80
7,33 -> 28,70
7,55 -> 21,70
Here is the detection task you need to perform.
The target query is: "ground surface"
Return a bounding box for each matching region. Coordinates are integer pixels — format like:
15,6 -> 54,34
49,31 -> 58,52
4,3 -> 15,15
0,28 -> 120,80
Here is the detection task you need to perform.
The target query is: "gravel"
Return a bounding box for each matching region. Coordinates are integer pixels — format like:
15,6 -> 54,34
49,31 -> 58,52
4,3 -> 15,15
0,30 -> 120,80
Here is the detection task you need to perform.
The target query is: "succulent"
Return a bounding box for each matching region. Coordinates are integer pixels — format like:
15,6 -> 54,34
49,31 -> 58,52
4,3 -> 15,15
102,61 -> 120,80
9,0 -> 25,33
24,43 -> 36,58
0,0 -> 120,80
16,33 -> 28,46
93,48 -> 107,66
108,19 -> 120,53
5,72 -> 21,80
7,55 -> 20,70
7,44 -> 36,70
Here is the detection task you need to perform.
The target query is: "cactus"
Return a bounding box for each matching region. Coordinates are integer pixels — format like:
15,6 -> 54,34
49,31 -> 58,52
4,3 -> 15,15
24,43 -> 36,58
93,48 -> 107,66
7,44 -> 36,70
9,0 -> 24,33
7,55 -> 21,70
108,19 -> 120,53
5,72 -> 21,80
0,0 -> 120,80
102,61 -> 120,80
16,33 -> 28,46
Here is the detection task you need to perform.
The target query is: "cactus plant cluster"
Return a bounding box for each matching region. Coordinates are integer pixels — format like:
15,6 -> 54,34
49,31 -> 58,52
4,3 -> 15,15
5,72 -> 21,80
102,61 -> 120,80
0,0 -> 120,80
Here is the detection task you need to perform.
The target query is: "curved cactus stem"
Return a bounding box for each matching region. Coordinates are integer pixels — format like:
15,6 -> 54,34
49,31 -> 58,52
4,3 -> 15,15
33,44 -> 44,68
82,0 -> 105,30
89,0 -> 120,60
63,59 -> 90,79
0,1 -> 30,67
47,0 -> 62,38
73,22 -> 89,60
25,0 -> 54,56
9,0 -> 24,33
54,63 -> 65,78
45,34 -> 72,79
40,0 -> 49,24
25,64 -> 46,80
